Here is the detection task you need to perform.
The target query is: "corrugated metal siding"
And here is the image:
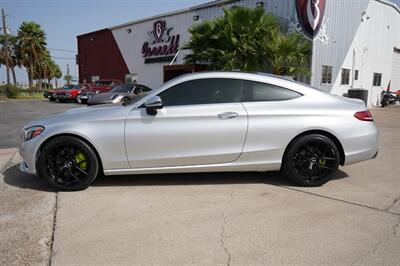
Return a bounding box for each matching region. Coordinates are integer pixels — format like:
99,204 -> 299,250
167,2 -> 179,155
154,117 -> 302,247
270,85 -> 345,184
311,0 -> 370,91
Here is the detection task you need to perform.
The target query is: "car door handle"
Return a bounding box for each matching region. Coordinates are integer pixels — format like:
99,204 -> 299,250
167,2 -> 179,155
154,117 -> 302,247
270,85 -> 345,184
217,112 -> 239,119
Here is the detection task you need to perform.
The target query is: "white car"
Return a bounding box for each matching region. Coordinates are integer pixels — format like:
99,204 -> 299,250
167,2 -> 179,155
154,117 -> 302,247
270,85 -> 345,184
20,72 -> 378,191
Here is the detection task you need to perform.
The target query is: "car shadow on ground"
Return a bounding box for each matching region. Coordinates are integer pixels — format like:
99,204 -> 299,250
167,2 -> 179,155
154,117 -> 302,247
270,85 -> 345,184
3,163 -> 349,192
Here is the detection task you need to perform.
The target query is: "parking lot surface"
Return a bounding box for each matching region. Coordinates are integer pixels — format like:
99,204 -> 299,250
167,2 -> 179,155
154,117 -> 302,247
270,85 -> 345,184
0,100 -> 79,149
0,101 -> 399,265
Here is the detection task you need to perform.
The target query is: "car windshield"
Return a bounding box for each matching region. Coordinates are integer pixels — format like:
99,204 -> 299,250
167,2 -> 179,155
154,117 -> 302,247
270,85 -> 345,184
95,81 -> 112,86
111,85 -> 133,93
63,85 -> 75,90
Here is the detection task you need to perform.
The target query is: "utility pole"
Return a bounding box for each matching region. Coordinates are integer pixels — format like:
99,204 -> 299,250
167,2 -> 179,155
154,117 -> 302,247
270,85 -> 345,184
1,8 -> 10,84
66,64 -> 70,85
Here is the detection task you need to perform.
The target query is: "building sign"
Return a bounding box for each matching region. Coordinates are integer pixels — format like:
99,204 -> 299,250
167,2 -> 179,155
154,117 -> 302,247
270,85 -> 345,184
295,0 -> 326,39
142,20 -> 180,64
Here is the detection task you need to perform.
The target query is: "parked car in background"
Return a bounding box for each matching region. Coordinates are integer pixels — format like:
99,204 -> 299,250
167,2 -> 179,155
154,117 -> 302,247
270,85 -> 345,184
87,84 -> 151,106
19,72 -> 379,191
54,85 -> 82,103
79,79 -> 122,104
43,88 -> 61,101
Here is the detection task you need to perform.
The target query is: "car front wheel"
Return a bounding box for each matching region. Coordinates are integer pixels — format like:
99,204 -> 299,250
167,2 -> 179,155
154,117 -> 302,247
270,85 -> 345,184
37,136 -> 100,191
283,134 -> 340,187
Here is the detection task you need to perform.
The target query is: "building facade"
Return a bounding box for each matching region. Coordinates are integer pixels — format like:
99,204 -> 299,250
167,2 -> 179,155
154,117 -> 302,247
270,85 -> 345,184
77,0 -> 400,106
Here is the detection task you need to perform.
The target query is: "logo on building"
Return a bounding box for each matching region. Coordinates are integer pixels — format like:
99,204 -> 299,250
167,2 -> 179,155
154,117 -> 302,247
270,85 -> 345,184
295,0 -> 326,39
142,20 -> 180,64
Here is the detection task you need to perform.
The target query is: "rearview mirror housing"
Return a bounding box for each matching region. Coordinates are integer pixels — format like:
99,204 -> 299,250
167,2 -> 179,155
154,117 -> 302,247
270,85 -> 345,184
144,96 -> 163,115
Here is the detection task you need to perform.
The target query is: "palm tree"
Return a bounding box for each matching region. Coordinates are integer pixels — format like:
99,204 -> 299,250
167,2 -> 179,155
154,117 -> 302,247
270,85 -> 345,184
262,29 -> 311,76
53,64 -> 62,88
184,6 -> 312,77
0,34 -> 20,85
184,6 -> 279,71
16,21 -> 46,87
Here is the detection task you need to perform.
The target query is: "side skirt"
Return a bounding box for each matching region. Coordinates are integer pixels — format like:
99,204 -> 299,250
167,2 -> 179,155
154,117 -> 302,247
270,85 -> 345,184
103,161 -> 281,176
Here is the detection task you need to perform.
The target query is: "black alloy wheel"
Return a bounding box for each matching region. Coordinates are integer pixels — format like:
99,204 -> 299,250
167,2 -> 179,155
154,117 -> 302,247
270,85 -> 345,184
38,136 -> 99,191
283,134 -> 340,187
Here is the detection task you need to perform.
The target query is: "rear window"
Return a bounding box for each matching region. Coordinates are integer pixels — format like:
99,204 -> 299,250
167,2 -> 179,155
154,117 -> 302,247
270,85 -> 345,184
243,81 -> 302,102
111,85 -> 134,93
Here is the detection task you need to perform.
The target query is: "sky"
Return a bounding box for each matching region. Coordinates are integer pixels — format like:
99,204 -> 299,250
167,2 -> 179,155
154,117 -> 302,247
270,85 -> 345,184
2,0 -> 400,86
0,0 -> 211,85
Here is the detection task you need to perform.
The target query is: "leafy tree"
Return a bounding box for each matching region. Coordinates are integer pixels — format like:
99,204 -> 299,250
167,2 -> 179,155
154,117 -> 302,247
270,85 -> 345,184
184,6 -> 311,77
16,21 -> 47,87
64,74 -> 72,85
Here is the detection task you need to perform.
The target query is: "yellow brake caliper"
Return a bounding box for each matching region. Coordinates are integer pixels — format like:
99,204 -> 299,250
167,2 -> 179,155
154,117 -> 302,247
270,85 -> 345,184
319,158 -> 326,167
75,151 -> 88,170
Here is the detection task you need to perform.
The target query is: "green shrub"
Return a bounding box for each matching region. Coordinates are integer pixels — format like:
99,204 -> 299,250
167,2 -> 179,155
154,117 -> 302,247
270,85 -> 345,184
25,87 -> 45,93
3,84 -> 20,99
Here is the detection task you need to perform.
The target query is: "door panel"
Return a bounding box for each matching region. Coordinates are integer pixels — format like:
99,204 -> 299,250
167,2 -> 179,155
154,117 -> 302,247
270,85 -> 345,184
125,103 -> 248,168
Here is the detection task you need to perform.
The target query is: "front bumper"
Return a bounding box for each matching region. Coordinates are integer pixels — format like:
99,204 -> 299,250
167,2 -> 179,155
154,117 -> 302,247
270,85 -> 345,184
57,95 -> 75,100
19,135 -> 45,175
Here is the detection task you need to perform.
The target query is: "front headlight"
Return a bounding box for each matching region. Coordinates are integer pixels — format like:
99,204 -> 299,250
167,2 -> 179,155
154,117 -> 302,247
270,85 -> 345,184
22,126 -> 45,142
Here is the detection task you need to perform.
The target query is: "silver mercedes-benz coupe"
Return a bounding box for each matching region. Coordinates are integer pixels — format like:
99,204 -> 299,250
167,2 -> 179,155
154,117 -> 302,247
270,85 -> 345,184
20,72 -> 378,191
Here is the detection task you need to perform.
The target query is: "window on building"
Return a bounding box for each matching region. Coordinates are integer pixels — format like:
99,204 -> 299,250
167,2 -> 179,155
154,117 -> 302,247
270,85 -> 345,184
242,81 -> 302,102
158,78 -> 243,106
341,69 -> 350,85
373,73 -> 382,86
354,70 -> 359,81
321,66 -> 333,84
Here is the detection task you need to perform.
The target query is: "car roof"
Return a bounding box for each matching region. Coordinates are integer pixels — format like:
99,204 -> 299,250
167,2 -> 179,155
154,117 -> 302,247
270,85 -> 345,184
161,71 -> 324,96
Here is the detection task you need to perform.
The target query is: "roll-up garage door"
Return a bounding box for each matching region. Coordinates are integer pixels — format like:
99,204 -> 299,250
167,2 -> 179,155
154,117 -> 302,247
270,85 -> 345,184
392,48 -> 400,91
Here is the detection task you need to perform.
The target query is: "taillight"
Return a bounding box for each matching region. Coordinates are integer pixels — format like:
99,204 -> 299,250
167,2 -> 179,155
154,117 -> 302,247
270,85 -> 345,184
354,110 -> 374,121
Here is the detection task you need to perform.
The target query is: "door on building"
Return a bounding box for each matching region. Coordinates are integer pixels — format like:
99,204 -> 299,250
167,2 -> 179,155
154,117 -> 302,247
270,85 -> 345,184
391,48 -> 400,91
163,64 -> 207,83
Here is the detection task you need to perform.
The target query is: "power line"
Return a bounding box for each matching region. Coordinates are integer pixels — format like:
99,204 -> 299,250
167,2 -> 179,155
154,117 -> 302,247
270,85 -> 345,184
48,48 -> 77,53
52,56 -> 76,60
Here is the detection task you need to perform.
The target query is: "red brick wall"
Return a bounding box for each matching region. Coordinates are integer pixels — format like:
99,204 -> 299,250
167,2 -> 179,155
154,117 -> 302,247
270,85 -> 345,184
77,29 -> 129,83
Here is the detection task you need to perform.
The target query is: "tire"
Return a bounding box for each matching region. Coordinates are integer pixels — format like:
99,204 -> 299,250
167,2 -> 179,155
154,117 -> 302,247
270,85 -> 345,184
37,136 -> 100,191
282,134 -> 340,187
121,97 -> 131,105
381,96 -> 388,107
81,99 -> 88,104
49,98 -> 56,102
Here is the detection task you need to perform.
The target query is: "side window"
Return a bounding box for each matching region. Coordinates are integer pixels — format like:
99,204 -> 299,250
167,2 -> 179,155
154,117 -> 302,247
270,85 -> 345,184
158,78 -> 243,106
243,81 -> 302,102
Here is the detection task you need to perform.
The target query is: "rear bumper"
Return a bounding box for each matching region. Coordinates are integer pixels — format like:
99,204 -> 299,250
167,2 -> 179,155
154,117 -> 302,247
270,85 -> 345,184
342,122 -> 379,165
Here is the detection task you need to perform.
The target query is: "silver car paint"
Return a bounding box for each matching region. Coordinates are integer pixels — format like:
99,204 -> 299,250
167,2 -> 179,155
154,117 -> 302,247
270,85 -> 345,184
19,72 -> 378,176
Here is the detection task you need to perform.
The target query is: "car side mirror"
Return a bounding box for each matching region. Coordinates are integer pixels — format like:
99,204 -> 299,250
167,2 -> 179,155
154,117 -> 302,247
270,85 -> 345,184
144,96 -> 163,115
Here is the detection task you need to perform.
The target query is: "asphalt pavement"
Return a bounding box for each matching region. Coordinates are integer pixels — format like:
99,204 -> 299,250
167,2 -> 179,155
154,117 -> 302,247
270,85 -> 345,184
0,99 -> 80,149
0,101 -> 399,265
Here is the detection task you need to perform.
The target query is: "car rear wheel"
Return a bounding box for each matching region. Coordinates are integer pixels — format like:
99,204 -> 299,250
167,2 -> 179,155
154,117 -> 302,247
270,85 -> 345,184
283,134 -> 340,187
37,136 -> 100,191
121,97 -> 131,104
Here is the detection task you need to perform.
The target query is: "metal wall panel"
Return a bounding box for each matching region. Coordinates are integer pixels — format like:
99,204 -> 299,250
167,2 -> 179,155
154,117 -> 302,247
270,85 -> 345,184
311,0 -> 370,91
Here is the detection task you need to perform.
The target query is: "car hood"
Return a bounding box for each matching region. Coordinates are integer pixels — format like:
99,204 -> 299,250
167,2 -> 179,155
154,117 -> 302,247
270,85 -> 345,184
23,104 -> 130,130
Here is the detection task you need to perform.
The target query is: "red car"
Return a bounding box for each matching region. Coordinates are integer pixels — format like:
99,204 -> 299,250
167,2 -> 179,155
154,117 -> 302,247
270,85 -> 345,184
53,85 -> 82,103
43,88 -> 62,101
79,79 -> 122,104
